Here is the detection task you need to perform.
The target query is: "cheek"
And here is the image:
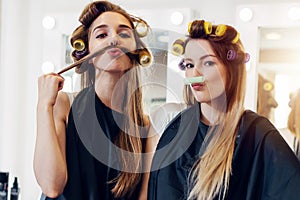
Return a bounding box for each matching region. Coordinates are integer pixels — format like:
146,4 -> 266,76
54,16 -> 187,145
218,67 -> 227,85
208,67 -> 226,85
128,40 -> 137,51
185,70 -> 193,77
88,37 -> 108,52
206,70 -> 226,93
89,42 -> 106,52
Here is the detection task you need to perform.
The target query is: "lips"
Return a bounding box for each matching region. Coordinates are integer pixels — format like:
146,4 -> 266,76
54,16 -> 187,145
191,82 -> 205,90
107,48 -> 123,57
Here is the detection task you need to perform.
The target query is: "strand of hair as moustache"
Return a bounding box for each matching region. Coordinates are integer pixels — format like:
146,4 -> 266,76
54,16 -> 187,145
57,46 -> 139,75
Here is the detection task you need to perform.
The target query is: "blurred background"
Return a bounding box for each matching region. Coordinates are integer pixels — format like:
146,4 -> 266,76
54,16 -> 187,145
1,0 -> 300,199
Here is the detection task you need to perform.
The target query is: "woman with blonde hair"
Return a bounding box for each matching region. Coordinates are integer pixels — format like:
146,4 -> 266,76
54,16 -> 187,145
147,19 -> 300,200
34,1 -> 152,199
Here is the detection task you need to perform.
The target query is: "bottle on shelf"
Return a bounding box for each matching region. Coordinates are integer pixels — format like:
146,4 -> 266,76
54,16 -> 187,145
10,177 -> 20,200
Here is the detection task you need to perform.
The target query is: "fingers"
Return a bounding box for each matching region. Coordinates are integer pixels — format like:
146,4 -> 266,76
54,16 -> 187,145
39,73 -> 65,89
37,73 -> 65,106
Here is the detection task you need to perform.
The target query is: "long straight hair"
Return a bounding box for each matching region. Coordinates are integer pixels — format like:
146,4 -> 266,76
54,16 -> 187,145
183,20 -> 247,200
110,65 -> 149,198
69,1 -> 150,198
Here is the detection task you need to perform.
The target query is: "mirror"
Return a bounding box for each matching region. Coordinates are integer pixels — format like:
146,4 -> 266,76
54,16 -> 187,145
257,27 -> 300,146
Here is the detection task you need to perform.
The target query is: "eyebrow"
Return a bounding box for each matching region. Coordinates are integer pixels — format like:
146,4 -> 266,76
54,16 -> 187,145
199,54 -> 217,61
92,24 -> 133,34
185,54 -> 217,62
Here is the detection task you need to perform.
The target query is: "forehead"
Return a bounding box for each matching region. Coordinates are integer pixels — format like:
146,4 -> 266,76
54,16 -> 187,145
185,39 -> 214,58
90,11 -> 132,30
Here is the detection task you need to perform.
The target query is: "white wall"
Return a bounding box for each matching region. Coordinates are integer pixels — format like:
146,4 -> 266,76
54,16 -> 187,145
2,0 -> 293,199
0,0 -> 43,199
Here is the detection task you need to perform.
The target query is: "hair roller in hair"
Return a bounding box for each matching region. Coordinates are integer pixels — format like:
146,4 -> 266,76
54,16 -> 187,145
172,39 -> 185,56
73,39 -> 86,51
135,21 -> 148,37
188,22 -> 193,34
204,21 -> 212,34
231,32 -> 240,44
215,24 -> 227,36
227,50 -> 236,61
138,50 -> 152,67
244,53 -> 250,63
178,59 -> 186,70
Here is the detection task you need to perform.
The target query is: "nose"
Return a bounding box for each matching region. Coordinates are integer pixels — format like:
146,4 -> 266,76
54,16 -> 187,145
107,34 -> 120,46
192,64 -> 203,76
185,65 -> 203,78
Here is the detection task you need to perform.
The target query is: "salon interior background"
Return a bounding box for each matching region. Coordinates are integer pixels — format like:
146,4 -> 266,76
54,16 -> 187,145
1,0 -> 300,199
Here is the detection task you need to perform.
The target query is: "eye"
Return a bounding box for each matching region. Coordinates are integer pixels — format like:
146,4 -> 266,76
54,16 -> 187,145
96,33 -> 107,39
203,61 -> 215,67
119,32 -> 131,38
178,59 -> 194,70
186,63 -> 194,69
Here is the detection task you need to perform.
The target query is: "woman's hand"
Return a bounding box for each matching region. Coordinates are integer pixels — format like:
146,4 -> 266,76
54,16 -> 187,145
38,73 -> 65,107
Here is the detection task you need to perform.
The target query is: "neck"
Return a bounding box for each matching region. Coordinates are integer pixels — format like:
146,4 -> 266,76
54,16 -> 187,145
200,93 -> 227,125
200,103 -> 219,126
94,70 -> 126,112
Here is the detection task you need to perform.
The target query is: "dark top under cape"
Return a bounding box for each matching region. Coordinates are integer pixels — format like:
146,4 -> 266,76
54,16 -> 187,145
147,103 -> 300,200
44,86 -> 143,200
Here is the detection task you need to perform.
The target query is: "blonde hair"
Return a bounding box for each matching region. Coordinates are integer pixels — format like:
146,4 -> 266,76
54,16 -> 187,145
111,66 -> 149,198
181,20 -> 247,200
288,89 -> 300,142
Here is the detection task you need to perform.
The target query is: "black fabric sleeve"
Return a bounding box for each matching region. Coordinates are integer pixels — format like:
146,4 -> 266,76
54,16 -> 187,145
260,130 -> 300,200
242,115 -> 300,200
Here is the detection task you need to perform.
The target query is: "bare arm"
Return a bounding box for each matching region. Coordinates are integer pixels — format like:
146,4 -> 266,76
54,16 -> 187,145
33,73 -> 70,197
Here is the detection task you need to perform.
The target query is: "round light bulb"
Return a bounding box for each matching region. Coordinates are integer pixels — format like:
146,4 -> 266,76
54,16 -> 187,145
239,8 -> 253,22
42,16 -> 56,30
170,11 -> 184,25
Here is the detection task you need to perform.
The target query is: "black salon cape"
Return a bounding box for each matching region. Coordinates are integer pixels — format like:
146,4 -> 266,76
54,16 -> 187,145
147,103 -> 300,200
45,86 -> 142,200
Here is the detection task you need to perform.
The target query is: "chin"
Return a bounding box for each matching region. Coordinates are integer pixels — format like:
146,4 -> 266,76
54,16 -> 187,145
100,61 -> 131,71
194,96 -> 208,103
103,65 -> 132,73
